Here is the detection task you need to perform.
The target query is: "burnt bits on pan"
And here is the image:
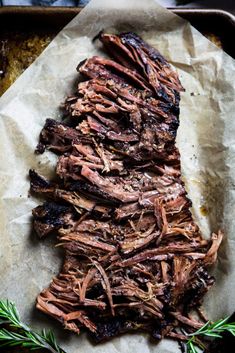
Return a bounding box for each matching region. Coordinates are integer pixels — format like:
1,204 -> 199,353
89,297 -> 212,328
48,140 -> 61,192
30,32 -> 223,343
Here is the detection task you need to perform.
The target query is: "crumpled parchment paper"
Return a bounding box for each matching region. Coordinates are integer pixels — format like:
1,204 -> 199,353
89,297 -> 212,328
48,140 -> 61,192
0,0 -> 235,352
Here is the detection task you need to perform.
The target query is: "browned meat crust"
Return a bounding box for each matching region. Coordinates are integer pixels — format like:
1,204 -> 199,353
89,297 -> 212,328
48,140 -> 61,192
30,32 -> 223,344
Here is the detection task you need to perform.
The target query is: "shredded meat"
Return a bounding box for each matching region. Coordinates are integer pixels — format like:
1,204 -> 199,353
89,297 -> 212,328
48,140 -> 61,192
30,32 -> 223,344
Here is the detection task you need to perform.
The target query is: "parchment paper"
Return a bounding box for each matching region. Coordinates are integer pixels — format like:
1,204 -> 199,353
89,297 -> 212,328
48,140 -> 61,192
0,0 -> 235,352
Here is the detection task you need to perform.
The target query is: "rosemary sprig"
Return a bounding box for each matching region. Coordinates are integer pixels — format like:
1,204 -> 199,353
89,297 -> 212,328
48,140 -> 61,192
186,317 -> 235,353
0,299 -> 66,353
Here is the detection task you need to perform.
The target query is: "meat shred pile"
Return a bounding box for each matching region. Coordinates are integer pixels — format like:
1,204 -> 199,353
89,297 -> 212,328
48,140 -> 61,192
30,32 -> 223,343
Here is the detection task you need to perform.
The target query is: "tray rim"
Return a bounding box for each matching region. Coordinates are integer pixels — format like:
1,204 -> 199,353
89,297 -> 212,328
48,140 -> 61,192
0,6 -> 234,22
0,6 -> 234,30
170,7 -> 235,24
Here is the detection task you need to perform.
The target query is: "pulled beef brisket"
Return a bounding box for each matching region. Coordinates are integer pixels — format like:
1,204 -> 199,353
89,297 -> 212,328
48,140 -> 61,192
30,32 -> 223,344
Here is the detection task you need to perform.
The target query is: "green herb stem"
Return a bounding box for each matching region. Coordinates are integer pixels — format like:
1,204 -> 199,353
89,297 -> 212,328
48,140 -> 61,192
186,316 -> 235,353
0,300 -> 66,353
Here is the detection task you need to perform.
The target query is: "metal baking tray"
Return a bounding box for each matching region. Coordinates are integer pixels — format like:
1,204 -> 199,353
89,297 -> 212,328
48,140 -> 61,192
0,7 -> 235,97
0,7 -> 235,353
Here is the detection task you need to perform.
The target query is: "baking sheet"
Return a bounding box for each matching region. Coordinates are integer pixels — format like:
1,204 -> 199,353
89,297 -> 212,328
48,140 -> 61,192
0,0 -> 235,352
0,18 -> 225,99
0,8 -> 227,98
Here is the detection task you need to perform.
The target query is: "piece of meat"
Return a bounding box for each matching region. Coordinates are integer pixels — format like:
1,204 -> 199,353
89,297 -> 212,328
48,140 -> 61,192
36,118 -> 86,154
79,56 -> 150,91
31,31 -> 223,347
32,202 -> 77,238
29,169 -> 54,193
81,166 -> 139,203
100,32 -> 184,105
